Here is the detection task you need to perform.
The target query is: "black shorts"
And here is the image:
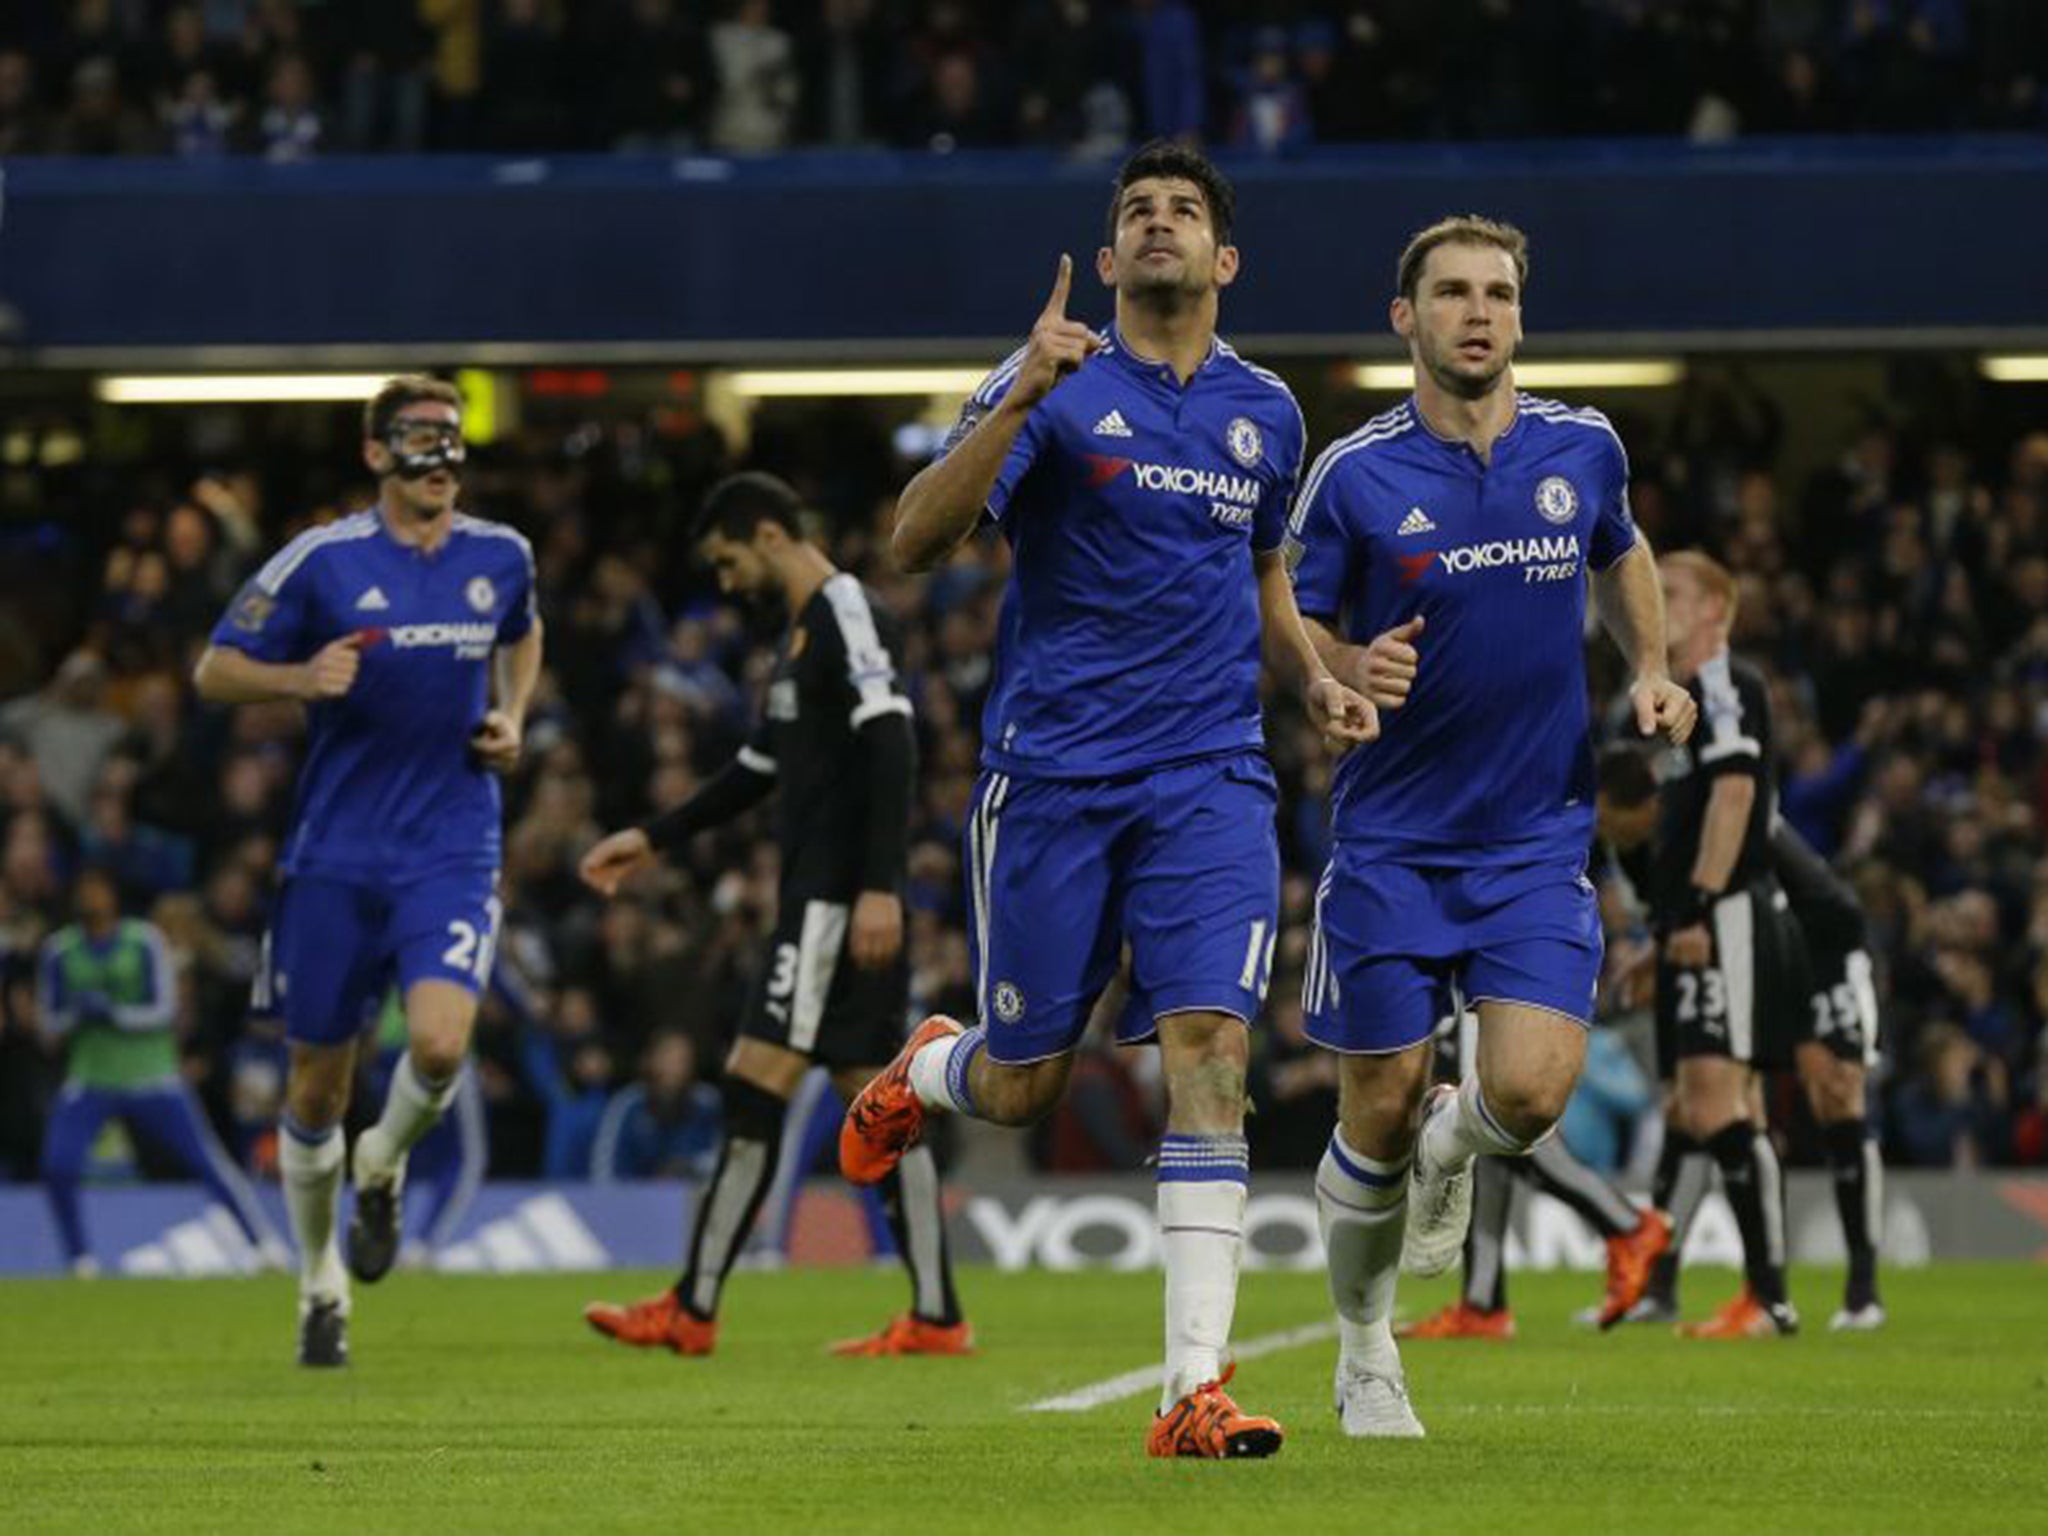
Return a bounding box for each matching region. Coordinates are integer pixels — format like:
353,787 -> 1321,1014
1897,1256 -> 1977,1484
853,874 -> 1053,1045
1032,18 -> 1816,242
738,894 -> 910,1071
1655,881 -> 1807,1074
1793,942 -> 1882,1067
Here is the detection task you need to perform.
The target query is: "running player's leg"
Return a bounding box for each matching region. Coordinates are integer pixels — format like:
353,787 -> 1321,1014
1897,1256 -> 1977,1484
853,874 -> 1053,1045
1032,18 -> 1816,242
1401,1153 -> 1520,1338
406,1067 -> 486,1259
1122,756 -> 1282,1455
352,873 -> 498,1281
1643,1086 -> 1711,1318
121,1080 -> 286,1262
1304,852 -> 1443,1436
40,1085 -> 114,1273
843,773 -> 1115,1178
268,875 -> 386,1361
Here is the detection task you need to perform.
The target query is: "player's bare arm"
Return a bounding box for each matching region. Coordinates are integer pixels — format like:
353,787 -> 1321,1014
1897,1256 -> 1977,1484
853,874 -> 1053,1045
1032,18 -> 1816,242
192,633 -> 366,705
1257,554 -> 1376,746
1664,774 -> 1756,967
892,255 -> 1102,572
1594,540 -> 1696,745
473,620 -> 544,775
577,827 -> 655,899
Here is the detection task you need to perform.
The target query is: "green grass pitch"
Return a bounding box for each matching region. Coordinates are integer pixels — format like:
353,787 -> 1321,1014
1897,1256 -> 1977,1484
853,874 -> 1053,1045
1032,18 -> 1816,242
3,1264 -> 2044,1535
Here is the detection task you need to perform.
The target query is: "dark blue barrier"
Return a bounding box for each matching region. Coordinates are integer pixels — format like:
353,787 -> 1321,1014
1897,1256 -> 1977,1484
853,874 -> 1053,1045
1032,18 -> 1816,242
2,139 -> 2045,353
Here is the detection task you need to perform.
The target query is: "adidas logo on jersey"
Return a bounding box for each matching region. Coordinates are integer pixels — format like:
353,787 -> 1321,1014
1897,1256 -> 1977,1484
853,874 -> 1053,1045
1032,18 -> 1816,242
1397,507 -> 1436,536
1092,409 -> 1133,438
355,586 -> 390,611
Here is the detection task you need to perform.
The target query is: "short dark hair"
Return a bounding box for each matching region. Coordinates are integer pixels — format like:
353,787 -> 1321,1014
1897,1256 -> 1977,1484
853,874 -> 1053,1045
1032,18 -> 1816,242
693,471 -> 806,544
1105,139 -> 1235,246
1596,744 -> 1659,808
363,375 -> 462,440
1396,215 -> 1530,301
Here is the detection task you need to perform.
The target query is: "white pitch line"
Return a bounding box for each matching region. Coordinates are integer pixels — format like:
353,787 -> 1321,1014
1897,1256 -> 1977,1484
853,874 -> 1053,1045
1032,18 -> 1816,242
1022,1320 -> 1339,1413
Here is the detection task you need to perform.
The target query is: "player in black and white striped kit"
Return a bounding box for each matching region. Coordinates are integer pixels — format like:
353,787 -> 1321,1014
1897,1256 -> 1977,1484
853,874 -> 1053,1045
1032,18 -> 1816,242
1648,551 -> 1799,1338
576,473 -> 969,1358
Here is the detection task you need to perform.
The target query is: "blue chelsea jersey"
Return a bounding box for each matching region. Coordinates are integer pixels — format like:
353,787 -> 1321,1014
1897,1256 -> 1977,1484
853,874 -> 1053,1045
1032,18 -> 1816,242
1287,394 -> 1638,866
210,508 -> 537,881
940,326 -> 1304,780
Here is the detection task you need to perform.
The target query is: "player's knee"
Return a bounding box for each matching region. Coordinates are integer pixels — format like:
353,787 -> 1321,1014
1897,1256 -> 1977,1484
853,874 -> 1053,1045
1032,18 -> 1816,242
409,1039 -> 467,1084
1483,1075 -> 1571,1142
723,1078 -> 788,1145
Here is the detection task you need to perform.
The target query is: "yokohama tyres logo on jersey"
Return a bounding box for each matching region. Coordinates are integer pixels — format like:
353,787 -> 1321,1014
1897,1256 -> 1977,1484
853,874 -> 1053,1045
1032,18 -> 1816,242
1083,454 -> 1261,529
1429,533 -> 1581,584
387,621 -> 497,659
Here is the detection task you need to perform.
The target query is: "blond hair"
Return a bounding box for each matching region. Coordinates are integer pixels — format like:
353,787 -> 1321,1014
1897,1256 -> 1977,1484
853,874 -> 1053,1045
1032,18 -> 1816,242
1662,549 -> 1739,627
363,375 -> 462,441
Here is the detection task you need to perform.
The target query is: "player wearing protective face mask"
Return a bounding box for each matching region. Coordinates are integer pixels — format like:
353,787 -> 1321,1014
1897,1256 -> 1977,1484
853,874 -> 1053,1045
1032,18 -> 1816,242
193,376 -> 543,1368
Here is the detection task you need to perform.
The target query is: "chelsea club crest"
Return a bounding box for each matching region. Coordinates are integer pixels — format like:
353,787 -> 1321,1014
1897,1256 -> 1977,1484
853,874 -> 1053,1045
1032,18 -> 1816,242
465,575 -> 497,614
1226,417 -> 1263,468
1534,476 -> 1578,525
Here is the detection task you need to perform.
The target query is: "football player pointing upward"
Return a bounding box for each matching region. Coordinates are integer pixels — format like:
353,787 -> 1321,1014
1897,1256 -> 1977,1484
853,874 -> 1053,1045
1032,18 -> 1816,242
844,140 -> 1375,1460
1287,217 -> 1695,1436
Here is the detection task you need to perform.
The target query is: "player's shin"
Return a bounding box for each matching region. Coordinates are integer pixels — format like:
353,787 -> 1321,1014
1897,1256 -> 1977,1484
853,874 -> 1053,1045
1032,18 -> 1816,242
1316,1131 -> 1410,1369
1706,1122 -> 1788,1308
1823,1118 -> 1882,1309
280,1115 -> 348,1308
356,1056 -> 459,1186
1647,1128 -> 1710,1305
1157,1133 -> 1250,1408
881,1143 -> 964,1326
676,1079 -> 787,1320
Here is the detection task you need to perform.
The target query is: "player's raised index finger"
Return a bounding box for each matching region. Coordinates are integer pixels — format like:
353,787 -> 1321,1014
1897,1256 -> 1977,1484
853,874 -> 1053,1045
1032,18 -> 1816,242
1041,254 -> 1073,320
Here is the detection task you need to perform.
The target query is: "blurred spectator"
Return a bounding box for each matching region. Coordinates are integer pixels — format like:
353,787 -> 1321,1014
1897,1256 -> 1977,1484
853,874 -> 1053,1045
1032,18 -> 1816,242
254,50 -> 320,161
1225,27 -> 1312,155
590,1029 -> 722,1180
0,49 -> 50,155
1890,1021 -> 2007,1166
51,54 -> 156,154
1,650 -> 128,827
707,0 -> 798,154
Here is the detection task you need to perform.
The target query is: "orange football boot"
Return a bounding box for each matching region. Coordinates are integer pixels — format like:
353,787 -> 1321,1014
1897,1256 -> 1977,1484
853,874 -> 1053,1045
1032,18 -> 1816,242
583,1290 -> 717,1355
1596,1209 -> 1674,1331
1145,1363 -> 1284,1459
1397,1300 -> 1516,1340
1678,1288 -> 1798,1339
839,1015 -> 963,1185
830,1313 -> 976,1357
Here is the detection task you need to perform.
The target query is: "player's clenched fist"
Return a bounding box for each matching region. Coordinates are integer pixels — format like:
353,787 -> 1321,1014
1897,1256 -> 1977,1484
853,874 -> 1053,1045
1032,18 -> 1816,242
1307,675 -> 1378,749
1005,254 -> 1104,411
579,827 -> 656,898
298,633 -> 366,700
1632,674 -> 1697,745
1359,615 -> 1424,709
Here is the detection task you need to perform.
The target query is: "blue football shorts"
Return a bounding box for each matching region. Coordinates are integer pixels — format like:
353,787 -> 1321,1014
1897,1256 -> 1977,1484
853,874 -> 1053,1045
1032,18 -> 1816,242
259,866 -> 500,1046
1303,847 -> 1602,1054
964,753 -> 1281,1064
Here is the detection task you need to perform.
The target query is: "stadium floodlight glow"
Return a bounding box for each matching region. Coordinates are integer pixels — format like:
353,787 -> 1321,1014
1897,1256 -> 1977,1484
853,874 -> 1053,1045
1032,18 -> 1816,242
96,374 -> 397,404
1980,355 -> 2048,383
1352,360 -> 1685,391
723,368 -> 991,399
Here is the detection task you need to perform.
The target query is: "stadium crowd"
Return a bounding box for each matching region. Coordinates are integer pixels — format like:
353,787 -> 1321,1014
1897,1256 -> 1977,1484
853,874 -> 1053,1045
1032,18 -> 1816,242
1,365 -> 2046,1192
1,0 -> 2044,162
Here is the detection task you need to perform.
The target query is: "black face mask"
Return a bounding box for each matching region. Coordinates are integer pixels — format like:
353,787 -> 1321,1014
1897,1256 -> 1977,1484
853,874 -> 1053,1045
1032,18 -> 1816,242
383,417 -> 467,480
